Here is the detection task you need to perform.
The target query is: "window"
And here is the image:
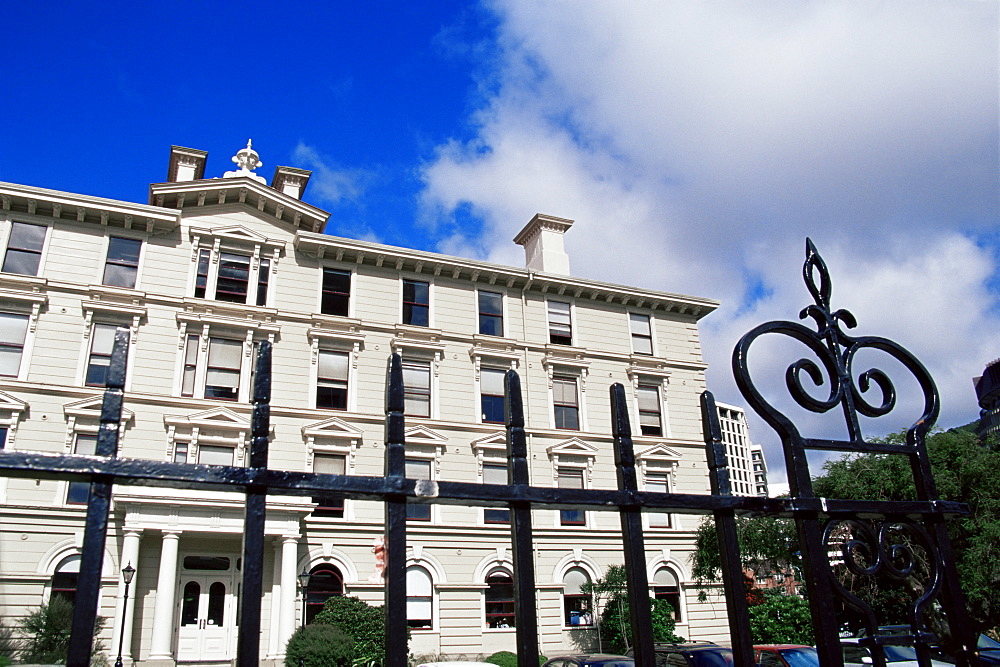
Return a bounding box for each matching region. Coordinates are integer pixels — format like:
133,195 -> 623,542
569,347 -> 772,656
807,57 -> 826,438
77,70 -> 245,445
312,453 -> 346,517
558,467 -> 585,525
84,324 -> 118,387
205,338 -> 242,401
547,301 -> 572,345
652,567 -> 681,621
402,280 -> 429,326
198,445 -> 235,465
484,570 -> 515,628
405,458 -> 431,521
2,222 -> 46,276
216,252 -> 251,303
630,313 -> 653,355
321,269 -> 351,316
406,565 -> 433,629
67,434 -> 98,504
51,555 -> 81,606
482,463 -> 509,524
191,245 -> 272,306
305,564 -> 343,624
478,291 -> 503,336
637,384 -> 662,436
0,312 -> 29,377
402,361 -> 430,418
553,377 -> 579,430
317,350 -> 348,410
645,473 -> 671,528
0,427 -> 7,449
103,237 -> 141,288
562,567 -> 593,626
480,368 -> 505,424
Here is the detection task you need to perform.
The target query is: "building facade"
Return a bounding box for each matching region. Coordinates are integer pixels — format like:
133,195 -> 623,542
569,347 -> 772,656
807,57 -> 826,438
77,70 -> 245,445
0,143 -> 725,665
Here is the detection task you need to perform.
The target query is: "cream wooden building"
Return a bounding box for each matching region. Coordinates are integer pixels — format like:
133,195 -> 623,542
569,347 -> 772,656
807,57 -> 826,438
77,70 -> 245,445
0,143 -> 726,665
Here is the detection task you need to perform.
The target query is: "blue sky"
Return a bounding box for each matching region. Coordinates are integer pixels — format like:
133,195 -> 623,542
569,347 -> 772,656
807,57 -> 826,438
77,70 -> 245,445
3,1 -> 998,486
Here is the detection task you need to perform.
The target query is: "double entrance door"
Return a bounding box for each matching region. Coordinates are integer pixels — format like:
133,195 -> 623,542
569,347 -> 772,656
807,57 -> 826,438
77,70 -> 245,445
176,555 -> 238,662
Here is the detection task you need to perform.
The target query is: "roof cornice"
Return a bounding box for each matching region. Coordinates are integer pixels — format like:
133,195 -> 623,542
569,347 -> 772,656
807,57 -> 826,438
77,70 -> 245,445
149,177 -> 329,233
0,181 -> 180,234
294,231 -> 719,319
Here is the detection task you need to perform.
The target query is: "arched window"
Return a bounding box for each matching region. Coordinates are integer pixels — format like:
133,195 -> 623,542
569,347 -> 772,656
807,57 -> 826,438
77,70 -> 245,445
306,563 -> 344,624
50,555 -> 81,606
484,569 -> 514,628
562,566 -> 593,627
406,565 -> 433,629
652,567 -> 681,621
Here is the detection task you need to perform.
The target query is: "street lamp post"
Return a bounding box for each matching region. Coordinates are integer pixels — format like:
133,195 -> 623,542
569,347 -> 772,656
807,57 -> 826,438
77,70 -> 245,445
298,569 -> 311,629
115,562 -> 135,667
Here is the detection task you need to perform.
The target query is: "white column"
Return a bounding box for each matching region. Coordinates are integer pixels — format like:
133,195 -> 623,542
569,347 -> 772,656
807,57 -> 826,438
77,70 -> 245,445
149,531 -> 181,660
111,530 -> 142,663
267,541 -> 283,658
278,537 -> 299,654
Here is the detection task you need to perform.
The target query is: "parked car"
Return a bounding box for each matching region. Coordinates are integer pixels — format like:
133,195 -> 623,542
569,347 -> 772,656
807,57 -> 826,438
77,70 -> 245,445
626,641 -> 734,666
977,634 -> 1000,664
416,663 -> 497,667
753,644 -> 820,667
542,654 -> 635,667
841,637 -> 950,666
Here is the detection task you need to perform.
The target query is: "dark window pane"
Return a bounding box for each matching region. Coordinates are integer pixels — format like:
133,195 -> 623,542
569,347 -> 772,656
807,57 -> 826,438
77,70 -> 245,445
181,581 -> 199,625
560,509 -> 586,525
479,314 -> 503,336
406,502 -> 431,521
306,565 -> 344,624
554,405 -> 579,430
183,556 -> 231,570
322,269 -> 351,316
67,481 -> 90,504
403,303 -> 429,327
1,250 -> 41,275
312,495 -> 345,517
85,360 -> 110,387
194,250 -> 210,298
317,385 -> 348,410
481,394 -> 505,424
103,237 -> 141,288
216,253 -> 250,302
485,508 -> 510,524
256,259 -> 270,306
207,582 -> 226,626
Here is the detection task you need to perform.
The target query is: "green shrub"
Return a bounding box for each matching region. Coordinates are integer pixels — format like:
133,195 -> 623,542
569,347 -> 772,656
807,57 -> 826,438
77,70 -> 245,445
0,617 -> 16,662
19,596 -> 106,664
485,650 -> 547,667
598,596 -> 684,654
313,595 -> 401,667
285,624 -> 355,667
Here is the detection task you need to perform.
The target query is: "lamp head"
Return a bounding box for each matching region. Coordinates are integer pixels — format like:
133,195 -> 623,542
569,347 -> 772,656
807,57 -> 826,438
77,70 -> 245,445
122,563 -> 136,585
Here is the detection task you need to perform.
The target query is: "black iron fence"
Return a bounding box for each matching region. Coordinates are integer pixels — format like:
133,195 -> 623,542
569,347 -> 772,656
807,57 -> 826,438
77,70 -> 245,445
0,240 -> 981,666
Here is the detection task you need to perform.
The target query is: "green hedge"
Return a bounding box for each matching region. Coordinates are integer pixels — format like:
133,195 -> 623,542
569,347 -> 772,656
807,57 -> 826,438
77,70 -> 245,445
285,624 -> 355,667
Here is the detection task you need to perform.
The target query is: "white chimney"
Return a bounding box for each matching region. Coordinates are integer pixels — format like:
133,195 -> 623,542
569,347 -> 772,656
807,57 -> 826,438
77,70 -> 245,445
167,146 -> 207,182
513,213 -> 574,275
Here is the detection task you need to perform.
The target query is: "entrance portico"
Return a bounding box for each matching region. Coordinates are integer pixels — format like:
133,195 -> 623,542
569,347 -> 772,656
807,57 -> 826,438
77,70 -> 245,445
113,489 -> 311,665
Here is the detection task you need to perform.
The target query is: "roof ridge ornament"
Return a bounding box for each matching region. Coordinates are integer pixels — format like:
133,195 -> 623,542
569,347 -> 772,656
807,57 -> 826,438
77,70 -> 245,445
223,139 -> 266,183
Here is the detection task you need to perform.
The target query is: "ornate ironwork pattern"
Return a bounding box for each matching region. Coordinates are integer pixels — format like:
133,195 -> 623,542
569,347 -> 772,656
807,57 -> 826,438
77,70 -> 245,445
730,239 -> 979,666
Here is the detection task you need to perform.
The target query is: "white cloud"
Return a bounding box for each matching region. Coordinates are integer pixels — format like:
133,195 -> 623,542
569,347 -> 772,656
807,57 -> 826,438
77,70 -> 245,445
292,143 -> 372,206
418,1 -> 1000,483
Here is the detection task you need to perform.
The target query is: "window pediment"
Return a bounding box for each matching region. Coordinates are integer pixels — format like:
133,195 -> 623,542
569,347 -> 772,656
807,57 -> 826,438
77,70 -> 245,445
188,224 -> 284,251
0,390 -> 26,415
471,431 -> 507,453
636,443 -> 681,461
302,417 -> 364,443
404,425 -> 447,447
163,407 -> 249,431
63,396 -> 135,423
546,437 -> 598,459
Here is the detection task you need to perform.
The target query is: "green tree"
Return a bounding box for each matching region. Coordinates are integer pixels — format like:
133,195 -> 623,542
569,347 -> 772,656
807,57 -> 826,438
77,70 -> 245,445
691,515 -> 799,592
582,565 -> 683,653
813,429 -> 1000,634
747,590 -> 813,644
19,595 -> 106,664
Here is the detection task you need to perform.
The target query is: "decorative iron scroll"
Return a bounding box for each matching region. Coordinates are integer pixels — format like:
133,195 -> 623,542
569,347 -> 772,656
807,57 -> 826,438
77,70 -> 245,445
731,239 -> 979,666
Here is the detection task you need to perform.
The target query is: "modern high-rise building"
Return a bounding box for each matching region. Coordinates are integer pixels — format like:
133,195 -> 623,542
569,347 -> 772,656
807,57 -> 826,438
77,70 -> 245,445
750,445 -> 769,497
713,403 -> 758,498
0,142 -> 726,665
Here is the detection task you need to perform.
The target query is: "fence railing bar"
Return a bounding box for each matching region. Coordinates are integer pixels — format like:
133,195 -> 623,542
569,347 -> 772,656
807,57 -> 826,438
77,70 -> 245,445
611,383 -> 653,667
67,327 -> 129,667
505,370 -> 540,667
700,390 -> 754,667
384,354 -> 409,667
237,340 -> 272,666
0,451 -> 970,520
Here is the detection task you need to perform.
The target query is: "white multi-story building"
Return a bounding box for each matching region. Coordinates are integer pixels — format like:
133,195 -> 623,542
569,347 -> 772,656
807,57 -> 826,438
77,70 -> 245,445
713,403 -> 757,498
750,445 -> 769,497
0,142 -> 725,665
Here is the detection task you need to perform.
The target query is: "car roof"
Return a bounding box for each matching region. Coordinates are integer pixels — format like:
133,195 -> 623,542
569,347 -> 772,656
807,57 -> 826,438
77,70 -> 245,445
755,645 -> 813,650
